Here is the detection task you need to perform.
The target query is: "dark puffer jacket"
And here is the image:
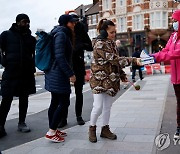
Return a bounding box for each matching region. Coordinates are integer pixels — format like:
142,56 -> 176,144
72,22 -> 93,85
0,23 -> 36,97
45,26 -> 74,94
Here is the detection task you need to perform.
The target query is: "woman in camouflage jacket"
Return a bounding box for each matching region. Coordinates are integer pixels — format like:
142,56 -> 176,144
90,38 -> 128,97
89,19 -> 138,143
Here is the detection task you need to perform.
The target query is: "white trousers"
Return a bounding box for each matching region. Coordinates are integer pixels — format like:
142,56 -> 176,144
90,93 -> 113,126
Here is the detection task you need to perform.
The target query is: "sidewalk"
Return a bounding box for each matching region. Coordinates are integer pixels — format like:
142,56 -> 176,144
2,74 -> 170,154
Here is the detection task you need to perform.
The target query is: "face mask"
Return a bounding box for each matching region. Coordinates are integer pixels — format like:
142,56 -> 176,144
173,21 -> 179,31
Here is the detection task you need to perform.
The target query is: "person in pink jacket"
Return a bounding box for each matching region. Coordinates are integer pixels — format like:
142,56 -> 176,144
152,10 -> 180,140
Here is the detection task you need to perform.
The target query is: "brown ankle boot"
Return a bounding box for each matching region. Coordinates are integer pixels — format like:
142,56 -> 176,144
100,125 -> 117,140
89,125 -> 97,143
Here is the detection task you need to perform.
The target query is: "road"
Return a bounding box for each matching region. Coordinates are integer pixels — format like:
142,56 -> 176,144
0,75 -> 131,151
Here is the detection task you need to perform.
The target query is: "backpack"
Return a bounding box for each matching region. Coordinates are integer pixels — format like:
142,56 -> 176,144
35,31 -> 54,71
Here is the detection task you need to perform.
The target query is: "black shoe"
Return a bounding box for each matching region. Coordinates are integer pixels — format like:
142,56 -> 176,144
174,127 -> 180,139
140,77 -> 144,80
0,126 -> 7,138
18,122 -> 31,133
58,120 -> 67,128
132,79 -> 136,82
77,117 -> 85,125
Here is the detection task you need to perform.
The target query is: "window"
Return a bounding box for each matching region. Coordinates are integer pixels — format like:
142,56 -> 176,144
117,0 -> 125,7
117,17 -> 127,32
150,12 -> 168,29
88,16 -> 92,25
162,12 -> 167,27
103,0 -> 111,10
92,15 -> 96,25
134,0 -> 141,3
133,14 -> 143,30
88,29 -> 97,40
97,14 -> 100,23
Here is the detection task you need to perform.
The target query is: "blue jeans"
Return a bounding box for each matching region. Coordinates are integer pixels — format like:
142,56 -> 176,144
132,66 -> 143,80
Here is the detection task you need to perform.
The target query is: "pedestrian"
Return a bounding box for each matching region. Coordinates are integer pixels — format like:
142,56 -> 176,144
116,40 -> 129,89
151,10 -> 180,141
44,14 -> 77,143
132,46 -> 144,82
58,12 -> 93,127
116,39 -> 128,57
0,14 -> 36,138
88,19 -> 140,143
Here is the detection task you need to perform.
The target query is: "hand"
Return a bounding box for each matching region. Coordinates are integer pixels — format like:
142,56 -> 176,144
136,58 -> 143,66
70,75 -> 76,83
121,76 -> 128,82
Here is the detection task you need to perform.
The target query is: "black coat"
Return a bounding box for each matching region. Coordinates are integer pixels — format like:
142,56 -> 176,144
73,22 -> 93,84
0,23 -> 36,97
45,26 -> 74,94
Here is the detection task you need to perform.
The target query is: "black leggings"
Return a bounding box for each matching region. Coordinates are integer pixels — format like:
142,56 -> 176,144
0,95 -> 28,127
48,92 -> 70,130
173,84 -> 180,127
74,82 -> 83,117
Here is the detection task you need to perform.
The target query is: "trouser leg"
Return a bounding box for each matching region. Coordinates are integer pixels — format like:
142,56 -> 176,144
0,96 -> 13,127
138,67 -> 143,79
102,93 -> 113,126
132,68 -> 136,79
49,93 -> 70,130
90,94 -> 103,126
74,82 -> 83,117
173,84 -> 180,127
19,95 -> 29,123
48,93 -> 59,127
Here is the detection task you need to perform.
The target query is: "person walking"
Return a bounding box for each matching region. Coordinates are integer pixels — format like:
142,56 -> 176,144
116,39 -> 128,57
58,12 -> 93,127
151,10 -> 180,141
132,46 -> 144,82
44,14 -> 77,143
88,19 -> 140,143
0,14 -> 36,138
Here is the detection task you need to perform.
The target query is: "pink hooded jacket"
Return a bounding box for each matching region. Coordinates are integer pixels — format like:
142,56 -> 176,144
152,10 -> 180,84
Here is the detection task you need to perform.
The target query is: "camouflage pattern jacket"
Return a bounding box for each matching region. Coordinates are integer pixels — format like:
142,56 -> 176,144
89,39 -> 130,97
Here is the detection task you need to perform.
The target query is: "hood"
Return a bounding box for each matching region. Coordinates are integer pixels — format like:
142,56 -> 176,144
172,9 -> 180,38
50,25 -> 71,37
9,23 -> 31,35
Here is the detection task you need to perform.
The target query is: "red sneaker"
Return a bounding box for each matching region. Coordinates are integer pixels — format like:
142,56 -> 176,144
45,133 -> 65,143
56,130 -> 67,137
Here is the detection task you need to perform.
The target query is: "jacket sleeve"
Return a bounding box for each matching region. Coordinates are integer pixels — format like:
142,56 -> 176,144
0,31 -> 8,66
31,36 -> 36,73
152,34 -> 180,62
94,40 -> 120,66
54,32 -> 74,78
0,31 -> 7,52
74,24 -> 93,52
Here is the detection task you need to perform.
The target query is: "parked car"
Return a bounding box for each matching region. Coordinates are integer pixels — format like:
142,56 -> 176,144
84,51 -> 92,69
0,64 -> 4,80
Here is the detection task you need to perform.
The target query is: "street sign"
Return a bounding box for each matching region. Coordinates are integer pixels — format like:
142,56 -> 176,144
140,50 -> 155,65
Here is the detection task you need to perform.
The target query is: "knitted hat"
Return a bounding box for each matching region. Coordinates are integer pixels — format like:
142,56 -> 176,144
58,14 -> 78,26
172,9 -> 180,37
16,13 -> 30,23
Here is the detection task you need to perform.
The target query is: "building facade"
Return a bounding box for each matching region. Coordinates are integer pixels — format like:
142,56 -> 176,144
97,0 -> 180,55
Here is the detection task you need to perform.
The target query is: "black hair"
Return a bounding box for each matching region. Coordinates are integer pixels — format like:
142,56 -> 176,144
97,19 -> 115,33
97,19 -> 115,39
